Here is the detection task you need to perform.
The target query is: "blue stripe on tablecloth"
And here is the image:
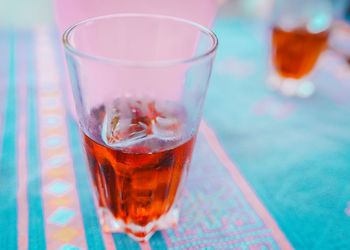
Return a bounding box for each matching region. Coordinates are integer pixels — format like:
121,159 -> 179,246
0,31 -> 10,156
27,32 -> 46,249
0,32 -> 17,249
112,233 -> 140,250
149,231 -> 168,249
66,117 -> 106,250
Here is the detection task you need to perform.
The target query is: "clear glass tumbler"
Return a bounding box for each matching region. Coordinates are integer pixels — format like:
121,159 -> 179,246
267,0 -> 333,97
63,14 -> 218,242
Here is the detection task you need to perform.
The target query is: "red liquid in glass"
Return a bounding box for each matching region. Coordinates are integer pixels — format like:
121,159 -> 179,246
272,26 -> 329,79
81,98 -> 195,238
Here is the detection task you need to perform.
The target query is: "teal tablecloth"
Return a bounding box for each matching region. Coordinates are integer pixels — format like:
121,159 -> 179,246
206,19 -> 350,249
1,18 -> 350,249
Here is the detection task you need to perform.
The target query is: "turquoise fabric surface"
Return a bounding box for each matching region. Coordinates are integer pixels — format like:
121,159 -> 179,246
205,18 -> 350,249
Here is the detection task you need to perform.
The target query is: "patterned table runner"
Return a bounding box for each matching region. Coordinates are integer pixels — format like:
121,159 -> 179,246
0,27 -> 291,249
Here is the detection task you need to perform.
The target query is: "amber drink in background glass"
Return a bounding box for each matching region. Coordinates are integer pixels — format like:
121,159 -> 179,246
268,0 -> 333,97
63,14 -> 218,242
272,27 -> 329,79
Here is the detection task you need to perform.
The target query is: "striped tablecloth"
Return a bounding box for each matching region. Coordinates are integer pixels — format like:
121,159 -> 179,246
3,18 -> 350,249
0,26 -> 292,249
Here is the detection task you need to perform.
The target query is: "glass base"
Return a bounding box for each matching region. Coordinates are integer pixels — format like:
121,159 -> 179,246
98,207 -> 179,242
267,72 -> 315,98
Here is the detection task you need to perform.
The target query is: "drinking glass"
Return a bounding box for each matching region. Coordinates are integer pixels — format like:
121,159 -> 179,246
267,0 -> 333,97
63,14 -> 218,242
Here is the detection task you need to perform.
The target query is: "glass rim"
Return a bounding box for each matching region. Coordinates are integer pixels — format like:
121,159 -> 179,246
62,13 -> 218,67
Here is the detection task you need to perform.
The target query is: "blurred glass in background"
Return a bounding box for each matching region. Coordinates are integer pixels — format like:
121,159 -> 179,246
266,0 -> 349,98
267,0 -> 333,98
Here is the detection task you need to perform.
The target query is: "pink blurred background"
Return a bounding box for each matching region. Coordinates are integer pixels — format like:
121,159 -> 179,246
54,0 -> 221,118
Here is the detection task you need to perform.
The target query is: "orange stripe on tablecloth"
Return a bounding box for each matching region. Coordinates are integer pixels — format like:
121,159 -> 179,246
42,126 -> 65,137
35,26 -> 118,250
199,120 -> 293,250
41,107 -> 65,116
38,89 -> 62,97
42,147 -> 67,159
35,26 -> 88,250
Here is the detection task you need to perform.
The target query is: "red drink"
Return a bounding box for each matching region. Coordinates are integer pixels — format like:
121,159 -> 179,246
81,98 -> 196,239
272,26 -> 329,79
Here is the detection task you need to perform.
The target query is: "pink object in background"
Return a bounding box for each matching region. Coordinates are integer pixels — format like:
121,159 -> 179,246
53,0 -> 219,118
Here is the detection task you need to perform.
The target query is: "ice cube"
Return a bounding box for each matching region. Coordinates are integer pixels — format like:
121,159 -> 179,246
101,98 -> 154,147
152,113 -> 181,139
101,98 -> 184,147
